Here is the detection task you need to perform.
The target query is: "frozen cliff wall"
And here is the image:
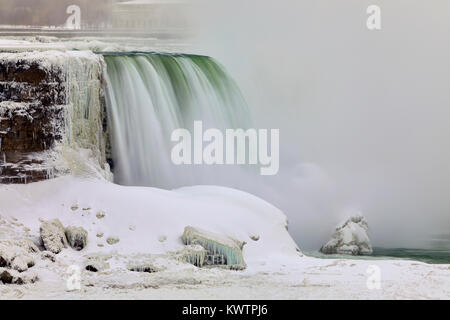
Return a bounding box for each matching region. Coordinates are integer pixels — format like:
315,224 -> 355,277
0,50 -> 109,183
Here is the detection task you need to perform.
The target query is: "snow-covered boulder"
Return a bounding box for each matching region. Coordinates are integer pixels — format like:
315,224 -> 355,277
0,268 -> 13,284
65,226 -> 88,250
181,226 -> 247,270
40,219 -> 68,254
40,251 -> 56,262
84,254 -> 111,272
0,239 -> 38,272
0,267 -> 38,284
10,255 -> 35,273
320,215 -> 373,255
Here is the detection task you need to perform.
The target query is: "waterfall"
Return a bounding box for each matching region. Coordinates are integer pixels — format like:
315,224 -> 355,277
104,53 -> 251,188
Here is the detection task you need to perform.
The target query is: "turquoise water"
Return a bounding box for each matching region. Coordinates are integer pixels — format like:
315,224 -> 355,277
371,248 -> 450,264
305,248 -> 450,264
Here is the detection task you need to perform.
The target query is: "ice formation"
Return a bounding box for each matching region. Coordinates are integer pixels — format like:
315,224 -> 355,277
63,50 -> 109,177
320,215 -> 373,255
0,50 -> 111,183
65,226 -> 88,250
177,244 -> 207,267
181,226 -> 246,269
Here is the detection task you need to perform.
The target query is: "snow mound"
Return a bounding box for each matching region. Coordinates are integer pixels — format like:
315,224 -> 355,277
0,177 -> 302,269
320,214 -> 373,255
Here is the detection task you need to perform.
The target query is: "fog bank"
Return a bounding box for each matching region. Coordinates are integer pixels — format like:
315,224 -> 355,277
191,0 -> 450,249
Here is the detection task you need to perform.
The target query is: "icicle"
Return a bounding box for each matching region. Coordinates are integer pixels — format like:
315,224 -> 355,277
181,226 -> 246,269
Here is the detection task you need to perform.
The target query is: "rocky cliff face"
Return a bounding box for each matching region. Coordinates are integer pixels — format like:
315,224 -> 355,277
0,51 -> 110,184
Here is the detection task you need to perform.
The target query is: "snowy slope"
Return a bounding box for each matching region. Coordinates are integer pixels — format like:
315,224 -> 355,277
0,176 -> 301,267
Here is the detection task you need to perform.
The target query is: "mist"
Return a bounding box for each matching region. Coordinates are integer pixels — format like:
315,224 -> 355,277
189,0 -> 450,249
2,0 -> 449,249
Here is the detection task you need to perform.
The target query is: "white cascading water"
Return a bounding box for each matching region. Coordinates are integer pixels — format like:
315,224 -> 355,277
104,53 -> 251,188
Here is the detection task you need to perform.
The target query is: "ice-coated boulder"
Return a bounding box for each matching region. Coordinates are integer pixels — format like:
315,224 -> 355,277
40,219 -> 68,254
10,255 -> 35,272
0,239 -> 38,272
0,267 -> 38,284
65,226 -> 88,250
181,226 -> 246,270
0,268 -> 13,283
320,215 -> 373,255
41,251 -> 56,262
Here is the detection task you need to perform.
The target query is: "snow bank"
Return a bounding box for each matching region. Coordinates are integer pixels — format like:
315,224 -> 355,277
0,177 -> 302,268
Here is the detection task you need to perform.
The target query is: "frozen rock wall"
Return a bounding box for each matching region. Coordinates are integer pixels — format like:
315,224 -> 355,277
0,50 -> 110,183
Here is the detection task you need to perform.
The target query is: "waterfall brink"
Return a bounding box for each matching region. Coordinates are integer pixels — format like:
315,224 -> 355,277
104,53 -> 250,188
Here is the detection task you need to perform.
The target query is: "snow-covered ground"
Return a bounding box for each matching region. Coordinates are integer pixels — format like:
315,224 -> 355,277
0,176 -> 448,300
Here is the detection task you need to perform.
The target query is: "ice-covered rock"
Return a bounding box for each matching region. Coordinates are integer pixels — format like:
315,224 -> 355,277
10,255 -> 35,272
0,239 -> 38,272
13,270 -> 39,285
0,268 -> 13,283
65,226 -> 88,250
84,254 -> 111,272
0,267 -> 38,284
181,226 -> 246,270
320,215 -> 373,255
12,239 -> 39,254
41,251 -> 56,262
40,219 -> 68,254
